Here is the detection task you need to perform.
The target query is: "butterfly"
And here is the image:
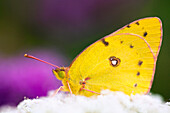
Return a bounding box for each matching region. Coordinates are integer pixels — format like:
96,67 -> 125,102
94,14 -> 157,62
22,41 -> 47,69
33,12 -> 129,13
25,17 -> 163,97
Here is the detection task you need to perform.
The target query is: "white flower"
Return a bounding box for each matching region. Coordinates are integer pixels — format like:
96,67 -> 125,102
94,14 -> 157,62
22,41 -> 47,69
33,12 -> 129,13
1,90 -> 170,113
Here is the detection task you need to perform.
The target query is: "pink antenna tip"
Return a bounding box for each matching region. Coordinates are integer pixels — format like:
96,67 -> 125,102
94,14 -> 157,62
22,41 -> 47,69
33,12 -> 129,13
24,54 -> 60,68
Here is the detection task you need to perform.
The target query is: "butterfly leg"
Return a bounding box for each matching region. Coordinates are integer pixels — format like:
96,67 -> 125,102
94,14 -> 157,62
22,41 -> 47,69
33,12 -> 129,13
51,86 -> 63,97
67,81 -> 72,95
81,88 -> 100,95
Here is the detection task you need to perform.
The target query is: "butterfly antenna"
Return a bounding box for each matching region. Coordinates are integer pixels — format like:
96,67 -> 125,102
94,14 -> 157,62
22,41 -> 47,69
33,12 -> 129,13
24,54 -> 60,68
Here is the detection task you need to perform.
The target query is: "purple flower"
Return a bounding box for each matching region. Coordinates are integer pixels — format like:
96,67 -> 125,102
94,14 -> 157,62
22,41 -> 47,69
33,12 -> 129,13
0,50 -> 68,106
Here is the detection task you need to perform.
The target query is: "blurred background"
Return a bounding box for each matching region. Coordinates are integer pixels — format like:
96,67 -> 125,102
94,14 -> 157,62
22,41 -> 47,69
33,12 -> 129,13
0,0 -> 169,106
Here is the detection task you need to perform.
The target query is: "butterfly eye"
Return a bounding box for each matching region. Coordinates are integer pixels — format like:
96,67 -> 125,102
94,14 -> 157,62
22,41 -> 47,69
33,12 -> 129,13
109,56 -> 121,67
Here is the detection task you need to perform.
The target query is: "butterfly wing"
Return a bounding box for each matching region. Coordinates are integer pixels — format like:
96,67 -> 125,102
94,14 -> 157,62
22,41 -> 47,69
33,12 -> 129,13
68,33 -> 156,96
111,17 -> 162,58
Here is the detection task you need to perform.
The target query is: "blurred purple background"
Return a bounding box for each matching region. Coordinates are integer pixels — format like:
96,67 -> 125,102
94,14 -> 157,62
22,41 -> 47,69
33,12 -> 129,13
0,0 -> 169,106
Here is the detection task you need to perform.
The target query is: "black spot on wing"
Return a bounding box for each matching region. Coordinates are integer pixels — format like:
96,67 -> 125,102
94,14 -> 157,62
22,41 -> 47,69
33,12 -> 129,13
120,41 -> 123,44
135,22 -> 139,25
127,24 -> 131,28
134,83 -> 138,87
101,38 -> 109,46
130,44 -> 134,48
137,72 -> 140,76
138,60 -> 143,66
143,32 -> 147,37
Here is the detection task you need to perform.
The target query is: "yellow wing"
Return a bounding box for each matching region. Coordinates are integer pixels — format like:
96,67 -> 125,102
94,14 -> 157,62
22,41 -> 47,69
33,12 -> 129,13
110,17 -> 162,58
68,34 -> 156,96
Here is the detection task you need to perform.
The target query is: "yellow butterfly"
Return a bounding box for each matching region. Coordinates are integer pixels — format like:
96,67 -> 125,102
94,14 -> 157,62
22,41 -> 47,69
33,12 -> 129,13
25,17 -> 163,97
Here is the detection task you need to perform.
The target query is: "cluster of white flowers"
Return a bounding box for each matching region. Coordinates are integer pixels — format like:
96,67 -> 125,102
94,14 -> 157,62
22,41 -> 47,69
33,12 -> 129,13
0,106 -> 18,113
0,90 -> 169,113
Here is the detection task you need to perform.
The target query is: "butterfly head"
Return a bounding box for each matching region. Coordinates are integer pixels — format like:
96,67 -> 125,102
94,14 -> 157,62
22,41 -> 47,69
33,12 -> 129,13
52,67 -> 67,80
